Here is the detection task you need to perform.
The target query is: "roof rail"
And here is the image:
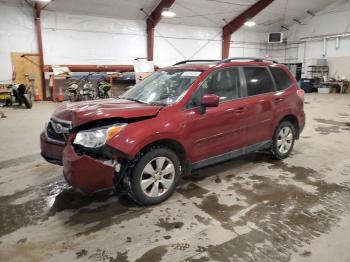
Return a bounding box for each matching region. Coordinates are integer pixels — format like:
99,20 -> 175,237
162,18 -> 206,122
218,57 -> 279,64
173,60 -> 220,66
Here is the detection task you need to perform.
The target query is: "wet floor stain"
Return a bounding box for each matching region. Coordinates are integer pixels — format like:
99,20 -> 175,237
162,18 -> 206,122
0,179 -> 68,236
76,249 -> 88,258
67,194 -> 150,237
195,194 -> 242,231
112,251 -> 129,262
315,125 -> 341,135
268,161 -> 317,181
135,245 -> 168,262
177,182 -> 210,199
185,256 -> 211,262
47,188 -> 104,217
1,141 -> 350,262
314,118 -> 350,135
314,118 -> 347,126
88,249 -> 129,262
301,136 -> 311,139
191,158 -> 350,261
16,238 -> 27,244
155,218 -> 184,231
300,250 -> 312,257
0,175 -> 151,240
194,215 -> 212,225
126,236 -> 132,243
214,177 -> 222,183
0,154 -> 41,170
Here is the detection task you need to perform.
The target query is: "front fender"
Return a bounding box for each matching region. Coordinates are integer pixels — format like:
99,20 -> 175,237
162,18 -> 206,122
106,117 -> 188,158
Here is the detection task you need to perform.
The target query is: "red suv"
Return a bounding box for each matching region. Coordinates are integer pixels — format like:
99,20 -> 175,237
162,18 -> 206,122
41,57 -> 305,205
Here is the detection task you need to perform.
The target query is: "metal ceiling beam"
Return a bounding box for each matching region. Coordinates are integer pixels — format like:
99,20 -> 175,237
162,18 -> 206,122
222,0 -> 274,59
43,65 -> 136,73
34,2 -> 47,100
147,0 -> 176,61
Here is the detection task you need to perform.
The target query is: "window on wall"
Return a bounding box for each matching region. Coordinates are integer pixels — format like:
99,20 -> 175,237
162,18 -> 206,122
187,67 -> 241,108
270,67 -> 293,91
244,67 -> 275,96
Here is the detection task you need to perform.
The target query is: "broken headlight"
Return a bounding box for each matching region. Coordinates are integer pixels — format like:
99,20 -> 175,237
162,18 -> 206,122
73,124 -> 126,148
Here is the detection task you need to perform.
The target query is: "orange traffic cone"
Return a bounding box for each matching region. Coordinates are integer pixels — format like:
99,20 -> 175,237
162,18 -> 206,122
34,86 -> 41,101
58,86 -> 64,102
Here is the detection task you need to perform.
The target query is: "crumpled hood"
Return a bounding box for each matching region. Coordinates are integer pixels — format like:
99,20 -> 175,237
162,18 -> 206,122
52,98 -> 162,127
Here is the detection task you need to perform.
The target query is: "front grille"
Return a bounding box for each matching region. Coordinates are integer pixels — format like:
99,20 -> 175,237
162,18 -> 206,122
47,122 -> 67,143
46,118 -> 72,143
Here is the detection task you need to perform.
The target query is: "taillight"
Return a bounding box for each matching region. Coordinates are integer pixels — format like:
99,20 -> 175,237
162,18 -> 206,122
297,88 -> 305,102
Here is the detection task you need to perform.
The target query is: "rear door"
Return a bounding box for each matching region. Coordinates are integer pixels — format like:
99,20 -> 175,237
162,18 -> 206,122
270,66 -> 296,119
184,67 -> 247,163
242,66 -> 277,146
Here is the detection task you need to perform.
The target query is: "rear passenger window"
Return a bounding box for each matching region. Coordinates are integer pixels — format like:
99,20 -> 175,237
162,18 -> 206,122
270,67 -> 293,91
244,67 -> 275,96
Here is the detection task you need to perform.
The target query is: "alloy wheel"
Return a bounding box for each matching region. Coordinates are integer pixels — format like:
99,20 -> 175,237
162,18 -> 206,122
140,157 -> 175,197
277,126 -> 293,154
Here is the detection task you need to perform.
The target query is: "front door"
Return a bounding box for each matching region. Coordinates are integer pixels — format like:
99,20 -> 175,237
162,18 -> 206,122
184,67 -> 247,163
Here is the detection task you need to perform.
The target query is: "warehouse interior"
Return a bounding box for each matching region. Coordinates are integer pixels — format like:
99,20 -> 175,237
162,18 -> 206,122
1,0 -> 350,261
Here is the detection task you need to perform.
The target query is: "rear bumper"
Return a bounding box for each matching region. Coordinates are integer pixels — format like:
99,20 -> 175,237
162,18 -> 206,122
298,111 -> 306,136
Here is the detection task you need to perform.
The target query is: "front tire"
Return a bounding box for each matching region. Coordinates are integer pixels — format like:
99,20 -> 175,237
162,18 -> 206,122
271,121 -> 296,159
129,147 -> 181,205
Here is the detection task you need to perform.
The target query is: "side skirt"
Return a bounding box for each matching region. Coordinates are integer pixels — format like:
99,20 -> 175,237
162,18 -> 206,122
191,140 -> 272,170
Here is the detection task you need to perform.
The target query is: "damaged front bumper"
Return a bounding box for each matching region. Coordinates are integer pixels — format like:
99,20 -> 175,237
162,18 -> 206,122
41,128 -> 129,195
40,130 -> 65,165
62,145 -> 119,194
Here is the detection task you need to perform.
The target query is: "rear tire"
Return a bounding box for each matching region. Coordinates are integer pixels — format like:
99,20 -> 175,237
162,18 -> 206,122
129,147 -> 181,205
271,121 -> 296,160
23,94 -> 32,109
5,98 -> 12,106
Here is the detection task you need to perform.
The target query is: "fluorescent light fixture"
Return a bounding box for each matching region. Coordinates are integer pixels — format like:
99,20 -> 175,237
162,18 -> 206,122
35,0 -> 52,2
161,8 -> 176,18
244,20 -> 256,27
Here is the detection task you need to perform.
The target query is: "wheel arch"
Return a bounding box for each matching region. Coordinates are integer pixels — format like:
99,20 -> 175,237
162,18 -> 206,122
277,114 -> 300,138
136,138 -> 187,174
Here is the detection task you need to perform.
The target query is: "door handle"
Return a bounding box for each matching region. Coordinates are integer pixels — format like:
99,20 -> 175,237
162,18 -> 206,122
274,98 -> 285,103
234,107 -> 245,114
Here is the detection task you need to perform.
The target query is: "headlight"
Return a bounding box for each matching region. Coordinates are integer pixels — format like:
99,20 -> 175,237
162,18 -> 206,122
73,124 -> 126,148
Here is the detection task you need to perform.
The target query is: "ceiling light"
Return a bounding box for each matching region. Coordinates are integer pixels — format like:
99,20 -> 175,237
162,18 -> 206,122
161,8 -> 176,18
34,0 -> 52,2
244,20 -> 256,27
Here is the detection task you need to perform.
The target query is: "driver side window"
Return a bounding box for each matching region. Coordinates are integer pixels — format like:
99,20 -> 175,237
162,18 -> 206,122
187,67 -> 241,108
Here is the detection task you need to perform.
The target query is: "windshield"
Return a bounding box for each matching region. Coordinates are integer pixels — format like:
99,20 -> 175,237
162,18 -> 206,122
120,70 -> 202,106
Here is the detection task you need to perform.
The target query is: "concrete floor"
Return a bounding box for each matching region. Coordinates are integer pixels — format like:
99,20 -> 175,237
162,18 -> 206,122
0,94 -> 350,262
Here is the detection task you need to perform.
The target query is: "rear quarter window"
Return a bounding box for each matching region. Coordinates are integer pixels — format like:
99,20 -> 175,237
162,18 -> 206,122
244,67 -> 275,96
270,67 -> 293,91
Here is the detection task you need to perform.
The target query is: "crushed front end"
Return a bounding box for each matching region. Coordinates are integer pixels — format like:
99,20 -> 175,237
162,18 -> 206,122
40,117 -> 129,194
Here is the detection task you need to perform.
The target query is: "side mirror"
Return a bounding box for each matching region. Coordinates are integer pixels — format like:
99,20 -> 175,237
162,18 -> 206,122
199,94 -> 219,114
201,94 -> 219,108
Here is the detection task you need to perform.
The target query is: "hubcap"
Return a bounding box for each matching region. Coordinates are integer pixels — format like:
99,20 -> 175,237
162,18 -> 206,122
140,157 -> 175,198
277,126 -> 293,154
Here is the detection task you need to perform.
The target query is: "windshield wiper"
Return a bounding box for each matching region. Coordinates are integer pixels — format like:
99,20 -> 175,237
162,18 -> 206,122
150,102 -> 168,107
122,97 -> 148,104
